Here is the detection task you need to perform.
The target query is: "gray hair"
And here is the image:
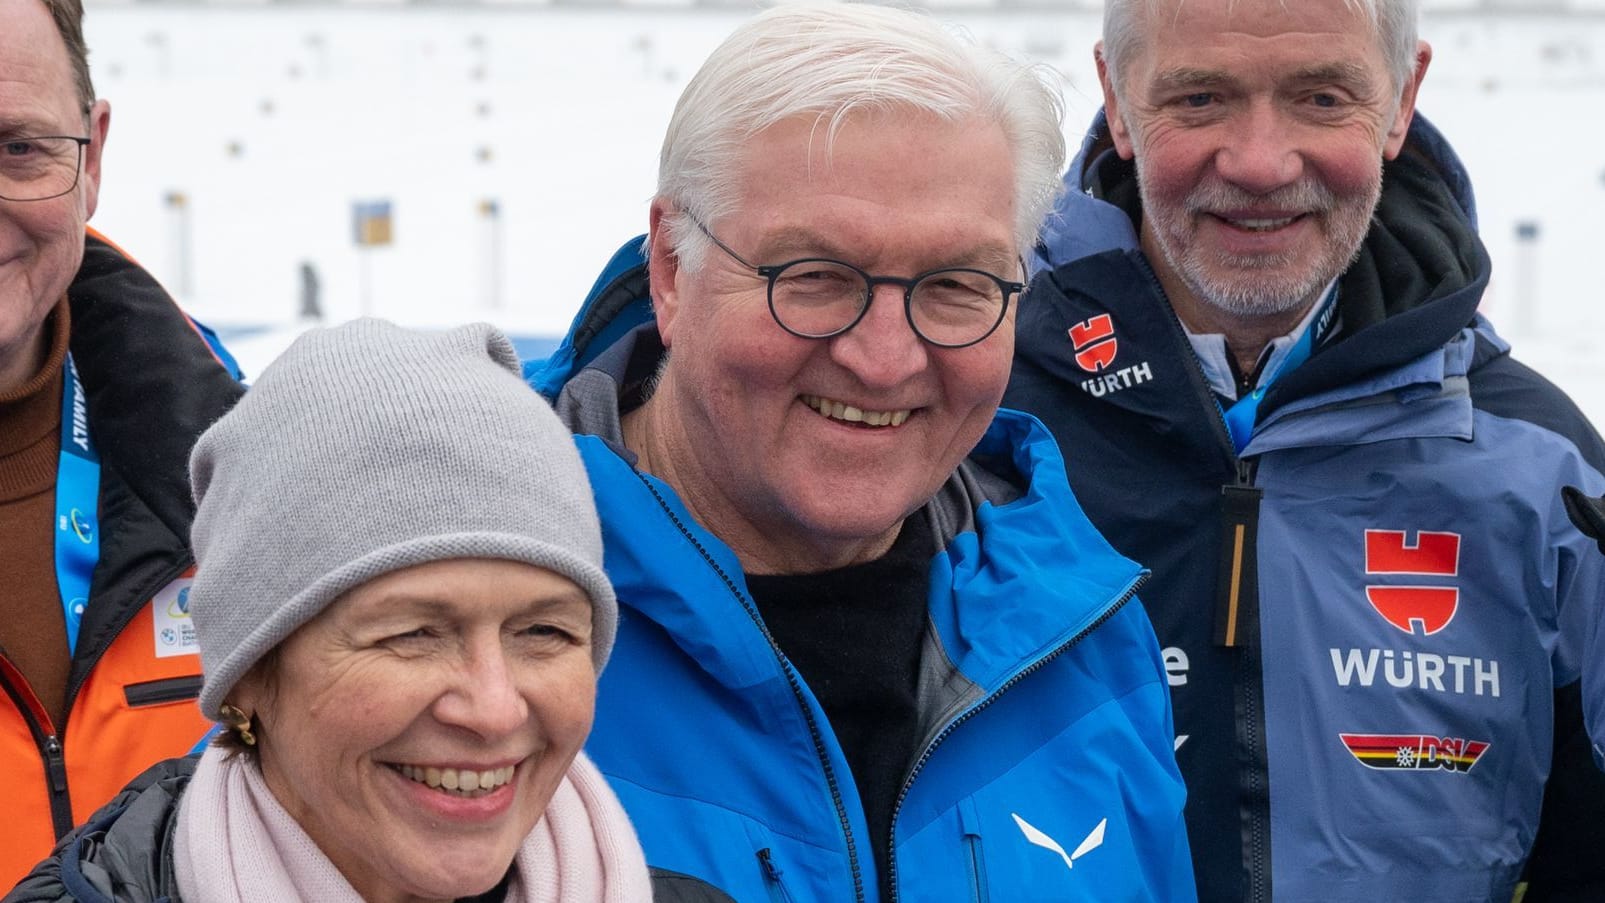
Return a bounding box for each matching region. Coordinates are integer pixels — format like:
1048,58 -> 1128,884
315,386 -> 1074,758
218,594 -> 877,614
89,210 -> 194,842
41,0 -> 96,114
1102,0 -> 1420,101
656,1 -> 1066,271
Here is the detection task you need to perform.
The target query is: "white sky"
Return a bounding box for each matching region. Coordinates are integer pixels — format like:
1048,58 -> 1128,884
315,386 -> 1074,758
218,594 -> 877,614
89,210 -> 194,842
80,4 -> 1605,424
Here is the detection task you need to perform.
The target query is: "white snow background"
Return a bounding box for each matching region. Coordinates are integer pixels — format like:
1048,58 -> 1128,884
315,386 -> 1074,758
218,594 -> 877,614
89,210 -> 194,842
80,2 -> 1605,426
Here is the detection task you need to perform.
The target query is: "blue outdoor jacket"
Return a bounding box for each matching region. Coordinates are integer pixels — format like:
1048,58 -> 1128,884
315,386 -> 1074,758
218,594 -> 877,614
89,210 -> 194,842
1005,111 -> 1605,901
529,243 -> 1196,903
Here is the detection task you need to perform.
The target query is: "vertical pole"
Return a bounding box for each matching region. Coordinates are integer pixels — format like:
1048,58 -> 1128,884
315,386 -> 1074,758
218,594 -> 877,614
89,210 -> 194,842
307,32 -> 328,80
1513,220 -> 1540,336
147,32 -> 170,79
359,248 -> 372,318
352,200 -> 391,320
164,190 -> 192,299
480,198 -> 503,311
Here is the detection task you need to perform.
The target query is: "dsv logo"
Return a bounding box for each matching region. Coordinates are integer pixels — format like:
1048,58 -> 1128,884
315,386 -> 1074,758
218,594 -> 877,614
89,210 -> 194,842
1364,530 -> 1460,635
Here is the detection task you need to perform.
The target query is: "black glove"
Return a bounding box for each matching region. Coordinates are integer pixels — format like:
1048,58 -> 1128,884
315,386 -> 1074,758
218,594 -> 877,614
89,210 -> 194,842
1562,486 -> 1605,555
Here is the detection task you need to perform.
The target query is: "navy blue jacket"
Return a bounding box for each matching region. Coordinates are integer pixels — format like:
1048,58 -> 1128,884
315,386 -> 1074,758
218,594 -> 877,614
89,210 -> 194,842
1004,111 -> 1605,901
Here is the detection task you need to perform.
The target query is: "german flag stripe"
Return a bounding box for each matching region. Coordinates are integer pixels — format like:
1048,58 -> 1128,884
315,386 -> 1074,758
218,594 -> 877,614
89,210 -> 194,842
1339,734 -> 1422,754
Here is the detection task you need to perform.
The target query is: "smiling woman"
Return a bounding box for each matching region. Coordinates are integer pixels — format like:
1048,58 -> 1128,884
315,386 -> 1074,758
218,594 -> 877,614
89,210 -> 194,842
2,319 -> 731,902
209,558 -> 604,902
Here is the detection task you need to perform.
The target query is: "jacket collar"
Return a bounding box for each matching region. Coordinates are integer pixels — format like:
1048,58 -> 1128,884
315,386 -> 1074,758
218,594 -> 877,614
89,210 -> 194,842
64,232 -> 244,659
545,312 -> 1145,697
1029,108 -> 1496,422
68,232 -> 244,538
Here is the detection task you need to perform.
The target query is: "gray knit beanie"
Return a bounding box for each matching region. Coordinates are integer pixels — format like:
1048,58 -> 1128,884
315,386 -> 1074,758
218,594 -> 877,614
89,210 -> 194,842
188,318 -> 616,721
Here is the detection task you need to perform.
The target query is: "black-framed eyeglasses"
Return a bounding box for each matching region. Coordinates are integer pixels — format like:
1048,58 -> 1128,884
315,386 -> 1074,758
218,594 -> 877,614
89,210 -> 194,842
0,136 -> 90,202
689,215 -> 1024,349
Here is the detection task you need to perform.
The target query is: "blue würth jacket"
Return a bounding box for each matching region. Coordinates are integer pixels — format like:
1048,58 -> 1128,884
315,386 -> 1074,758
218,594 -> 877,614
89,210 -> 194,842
528,244 -> 1195,903
1004,112 -> 1605,901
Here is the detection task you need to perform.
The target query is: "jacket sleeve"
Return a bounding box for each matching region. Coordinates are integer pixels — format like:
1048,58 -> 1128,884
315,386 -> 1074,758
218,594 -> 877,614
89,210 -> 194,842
1562,486 -> 1605,771
1554,486 -> 1605,772
648,868 -> 739,903
1518,486 -> 1605,901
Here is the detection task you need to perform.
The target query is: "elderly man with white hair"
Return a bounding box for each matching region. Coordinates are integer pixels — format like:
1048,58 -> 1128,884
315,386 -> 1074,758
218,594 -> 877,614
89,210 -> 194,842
529,3 -> 1195,901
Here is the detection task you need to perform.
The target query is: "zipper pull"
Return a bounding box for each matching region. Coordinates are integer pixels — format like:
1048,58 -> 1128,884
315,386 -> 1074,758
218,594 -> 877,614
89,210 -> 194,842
758,848 -> 782,881
1214,460 -> 1263,647
45,735 -> 68,793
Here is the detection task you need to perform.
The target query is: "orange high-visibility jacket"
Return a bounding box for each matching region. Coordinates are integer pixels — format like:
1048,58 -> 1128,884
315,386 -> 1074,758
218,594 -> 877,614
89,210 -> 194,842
0,232 -> 244,888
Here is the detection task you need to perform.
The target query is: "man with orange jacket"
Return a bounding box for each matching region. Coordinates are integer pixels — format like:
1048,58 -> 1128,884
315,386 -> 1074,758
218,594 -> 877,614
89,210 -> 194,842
0,0 -> 242,885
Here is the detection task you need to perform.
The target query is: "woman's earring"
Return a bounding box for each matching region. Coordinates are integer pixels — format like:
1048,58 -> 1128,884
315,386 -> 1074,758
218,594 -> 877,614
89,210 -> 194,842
218,703 -> 257,747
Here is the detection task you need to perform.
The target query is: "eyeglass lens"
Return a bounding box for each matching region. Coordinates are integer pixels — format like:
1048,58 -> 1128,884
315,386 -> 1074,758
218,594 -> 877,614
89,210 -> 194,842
769,260 -> 1006,346
0,138 -> 82,202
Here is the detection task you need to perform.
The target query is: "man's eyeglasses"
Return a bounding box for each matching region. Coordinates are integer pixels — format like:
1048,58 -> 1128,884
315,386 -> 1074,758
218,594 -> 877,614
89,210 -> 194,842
689,215 -> 1024,349
0,136 -> 91,202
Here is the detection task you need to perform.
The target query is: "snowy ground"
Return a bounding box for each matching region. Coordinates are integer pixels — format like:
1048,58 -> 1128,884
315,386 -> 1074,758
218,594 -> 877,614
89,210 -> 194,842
80,4 -> 1605,425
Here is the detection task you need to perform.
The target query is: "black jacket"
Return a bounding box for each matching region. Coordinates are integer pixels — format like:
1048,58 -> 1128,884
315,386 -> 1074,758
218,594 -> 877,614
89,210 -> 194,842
0,232 -> 244,889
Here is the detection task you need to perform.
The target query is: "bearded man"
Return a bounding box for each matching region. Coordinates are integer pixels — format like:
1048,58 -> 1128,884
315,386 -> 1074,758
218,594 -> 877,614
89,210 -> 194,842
1004,0 -> 1605,900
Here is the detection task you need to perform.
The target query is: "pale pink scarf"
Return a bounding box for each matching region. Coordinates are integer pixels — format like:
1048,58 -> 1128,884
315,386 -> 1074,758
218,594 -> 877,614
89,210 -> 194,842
172,746 -> 652,903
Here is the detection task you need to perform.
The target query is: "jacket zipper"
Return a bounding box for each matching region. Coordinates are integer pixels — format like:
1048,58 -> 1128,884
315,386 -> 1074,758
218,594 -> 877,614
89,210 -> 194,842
757,848 -> 796,903
1227,457 -> 1269,903
39,558 -> 195,840
1215,459 -> 1262,648
882,573 -> 1147,902
1134,256 -> 1272,903
1135,256 -> 1239,458
0,656 -> 74,837
636,473 -> 866,903
44,735 -> 70,819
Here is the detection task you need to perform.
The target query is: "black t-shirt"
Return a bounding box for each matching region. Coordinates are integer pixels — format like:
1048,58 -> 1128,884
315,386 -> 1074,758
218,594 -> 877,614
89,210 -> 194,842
746,521 -> 934,900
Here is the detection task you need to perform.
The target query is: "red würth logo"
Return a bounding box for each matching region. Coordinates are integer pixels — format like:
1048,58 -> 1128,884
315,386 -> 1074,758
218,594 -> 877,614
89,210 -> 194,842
1363,530 -> 1461,635
1068,315 -> 1118,373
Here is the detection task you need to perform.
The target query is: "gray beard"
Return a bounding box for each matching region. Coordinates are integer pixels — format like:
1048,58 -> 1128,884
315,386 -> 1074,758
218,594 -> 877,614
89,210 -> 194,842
1174,234 -> 1369,318
1134,155 -> 1382,319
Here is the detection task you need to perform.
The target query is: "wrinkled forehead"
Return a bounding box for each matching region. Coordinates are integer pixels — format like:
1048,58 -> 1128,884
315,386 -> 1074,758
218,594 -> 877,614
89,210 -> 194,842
1134,0 -> 1381,42
735,106 -> 999,178
725,111 -> 1020,268
1117,0 -> 1391,92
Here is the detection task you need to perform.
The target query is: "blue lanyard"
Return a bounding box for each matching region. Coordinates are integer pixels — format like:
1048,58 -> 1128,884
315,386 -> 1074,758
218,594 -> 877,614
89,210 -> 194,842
1221,286 -> 1339,454
53,354 -> 100,656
